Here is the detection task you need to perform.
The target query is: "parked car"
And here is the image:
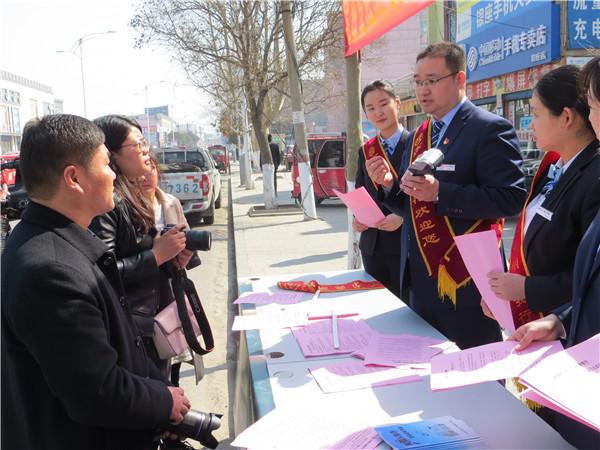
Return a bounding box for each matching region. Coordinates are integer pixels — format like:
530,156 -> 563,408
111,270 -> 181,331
291,134 -> 346,205
521,148 -> 542,190
156,147 -> 222,225
208,145 -> 229,173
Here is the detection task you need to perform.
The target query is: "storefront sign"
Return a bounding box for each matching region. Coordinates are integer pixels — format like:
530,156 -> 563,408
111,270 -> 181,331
466,62 -> 559,100
567,0 -> 600,49
458,1 -> 560,82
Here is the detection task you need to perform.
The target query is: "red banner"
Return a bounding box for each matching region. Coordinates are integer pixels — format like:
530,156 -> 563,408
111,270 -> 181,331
343,0 -> 433,56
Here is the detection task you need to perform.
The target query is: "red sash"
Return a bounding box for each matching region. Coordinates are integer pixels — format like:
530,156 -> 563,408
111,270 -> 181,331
277,279 -> 385,293
362,135 -> 398,188
508,151 -> 560,327
409,119 -> 503,306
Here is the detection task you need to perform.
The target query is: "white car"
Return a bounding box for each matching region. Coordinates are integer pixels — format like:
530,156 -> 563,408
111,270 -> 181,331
157,147 -> 222,225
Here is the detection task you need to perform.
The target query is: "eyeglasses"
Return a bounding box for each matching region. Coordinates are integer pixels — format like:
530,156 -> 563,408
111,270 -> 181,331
120,139 -> 150,152
411,72 -> 458,89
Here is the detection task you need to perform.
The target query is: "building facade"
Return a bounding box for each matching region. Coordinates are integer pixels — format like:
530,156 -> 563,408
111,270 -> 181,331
0,70 -> 58,154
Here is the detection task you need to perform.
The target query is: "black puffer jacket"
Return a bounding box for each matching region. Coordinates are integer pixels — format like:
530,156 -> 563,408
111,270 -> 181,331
90,196 -> 172,340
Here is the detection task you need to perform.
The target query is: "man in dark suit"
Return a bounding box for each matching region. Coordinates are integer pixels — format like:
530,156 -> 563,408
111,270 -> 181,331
268,134 -> 281,195
366,42 -> 527,349
1,114 -> 190,450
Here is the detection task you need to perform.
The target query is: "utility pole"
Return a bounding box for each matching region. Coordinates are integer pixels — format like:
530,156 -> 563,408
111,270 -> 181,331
345,52 -> 363,270
281,0 -> 317,219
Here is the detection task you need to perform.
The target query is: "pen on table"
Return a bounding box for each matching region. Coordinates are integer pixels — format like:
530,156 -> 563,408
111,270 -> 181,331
308,312 -> 358,320
332,310 -> 340,349
312,288 -> 320,302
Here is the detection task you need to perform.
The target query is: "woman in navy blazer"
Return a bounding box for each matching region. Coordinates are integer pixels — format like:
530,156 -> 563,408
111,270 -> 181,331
487,65 -> 600,318
508,57 -> 600,450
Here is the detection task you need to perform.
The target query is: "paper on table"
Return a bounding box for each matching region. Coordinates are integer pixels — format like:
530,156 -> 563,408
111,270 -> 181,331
327,427 -> 382,450
430,339 -> 562,391
375,416 -> 484,450
520,388 -> 595,430
454,230 -> 515,332
519,333 -> 600,432
292,318 -> 373,357
233,291 -> 308,305
309,360 -> 422,393
231,407 -> 371,450
363,332 -> 454,367
332,187 -> 385,228
231,307 -> 308,331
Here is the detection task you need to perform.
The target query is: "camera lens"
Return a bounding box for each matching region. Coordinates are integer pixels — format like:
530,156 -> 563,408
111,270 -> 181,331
184,230 -> 211,251
168,410 -> 222,449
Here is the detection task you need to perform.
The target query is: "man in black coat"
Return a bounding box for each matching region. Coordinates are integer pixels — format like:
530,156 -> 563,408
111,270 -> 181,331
268,134 -> 281,195
1,114 -> 190,450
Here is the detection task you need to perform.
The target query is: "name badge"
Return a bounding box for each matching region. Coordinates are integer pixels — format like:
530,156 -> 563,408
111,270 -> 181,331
537,206 -> 553,221
437,164 -> 455,172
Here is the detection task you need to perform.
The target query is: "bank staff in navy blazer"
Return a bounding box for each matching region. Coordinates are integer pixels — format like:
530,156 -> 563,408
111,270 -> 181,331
366,42 -> 527,350
486,65 -> 600,327
354,80 -> 408,299
510,56 -> 600,450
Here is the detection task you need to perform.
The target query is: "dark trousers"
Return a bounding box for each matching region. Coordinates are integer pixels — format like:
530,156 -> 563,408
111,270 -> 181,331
407,250 -> 502,349
273,166 -> 278,195
362,252 -> 402,301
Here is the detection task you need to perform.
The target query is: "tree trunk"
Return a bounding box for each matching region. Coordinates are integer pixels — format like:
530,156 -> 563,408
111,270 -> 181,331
250,106 -> 277,209
345,52 -> 362,270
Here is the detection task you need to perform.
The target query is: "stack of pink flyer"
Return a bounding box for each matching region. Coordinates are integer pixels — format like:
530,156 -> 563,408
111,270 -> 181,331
519,333 -> 600,432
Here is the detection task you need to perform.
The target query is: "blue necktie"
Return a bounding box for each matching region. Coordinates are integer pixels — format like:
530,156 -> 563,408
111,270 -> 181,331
382,139 -> 394,156
541,163 -> 563,195
431,120 -> 443,147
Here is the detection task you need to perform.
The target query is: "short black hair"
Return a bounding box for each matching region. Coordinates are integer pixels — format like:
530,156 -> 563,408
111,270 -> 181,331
416,42 -> 466,73
580,56 -> 600,104
267,134 -> 273,142
535,65 -> 593,133
361,80 -> 397,110
19,114 -> 104,199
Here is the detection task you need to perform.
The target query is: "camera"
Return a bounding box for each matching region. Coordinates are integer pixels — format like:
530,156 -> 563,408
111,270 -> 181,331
162,225 -> 212,252
408,148 -> 444,176
167,409 -> 222,449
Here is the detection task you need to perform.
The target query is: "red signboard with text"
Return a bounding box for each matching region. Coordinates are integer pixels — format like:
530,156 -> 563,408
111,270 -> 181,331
342,0 -> 433,56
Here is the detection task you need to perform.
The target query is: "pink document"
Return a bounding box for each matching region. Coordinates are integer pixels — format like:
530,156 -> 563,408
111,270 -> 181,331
292,318 -> 373,357
332,187 -> 385,228
430,339 -> 562,391
519,333 -> 600,432
309,360 -> 422,393
362,332 -> 453,367
233,291 -> 307,305
454,230 -> 515,332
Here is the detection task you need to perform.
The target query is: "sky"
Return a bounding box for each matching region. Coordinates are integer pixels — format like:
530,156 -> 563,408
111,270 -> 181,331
1,0 -> 215,130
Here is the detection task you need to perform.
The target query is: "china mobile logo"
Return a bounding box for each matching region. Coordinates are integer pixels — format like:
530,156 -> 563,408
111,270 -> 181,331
467,46 -> 479,72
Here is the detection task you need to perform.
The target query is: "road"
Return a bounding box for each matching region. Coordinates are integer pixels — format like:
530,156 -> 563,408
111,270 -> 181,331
178,173 -> 237,450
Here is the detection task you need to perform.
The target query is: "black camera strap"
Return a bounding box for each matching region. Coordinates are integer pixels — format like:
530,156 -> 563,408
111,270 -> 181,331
172,271 -> 215,355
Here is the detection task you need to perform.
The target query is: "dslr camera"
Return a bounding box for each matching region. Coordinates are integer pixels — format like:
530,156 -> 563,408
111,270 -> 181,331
166,409 -> 222,449
161,224 -> 212,275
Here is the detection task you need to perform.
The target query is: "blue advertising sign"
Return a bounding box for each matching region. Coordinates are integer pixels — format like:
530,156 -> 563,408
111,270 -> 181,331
458,1 -> 560,82
567,0 -> 600,49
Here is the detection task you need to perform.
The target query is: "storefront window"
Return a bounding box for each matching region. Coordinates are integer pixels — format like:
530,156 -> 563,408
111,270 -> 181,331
505,97 -> 534,151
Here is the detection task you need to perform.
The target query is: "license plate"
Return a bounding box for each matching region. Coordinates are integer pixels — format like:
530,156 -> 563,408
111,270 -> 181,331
166,180 -> 200,199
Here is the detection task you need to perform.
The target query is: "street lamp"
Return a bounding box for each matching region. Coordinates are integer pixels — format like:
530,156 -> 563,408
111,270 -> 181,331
57,30 -> 116,117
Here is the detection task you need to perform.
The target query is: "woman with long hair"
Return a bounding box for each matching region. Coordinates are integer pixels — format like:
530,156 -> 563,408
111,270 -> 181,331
91,115 -> 191,374
137,154 -> 201,386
